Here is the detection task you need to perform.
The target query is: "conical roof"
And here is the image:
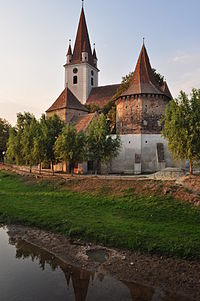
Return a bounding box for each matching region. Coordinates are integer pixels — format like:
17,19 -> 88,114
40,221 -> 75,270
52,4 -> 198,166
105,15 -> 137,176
121,44 -> 171,98
71,7 -> 94,67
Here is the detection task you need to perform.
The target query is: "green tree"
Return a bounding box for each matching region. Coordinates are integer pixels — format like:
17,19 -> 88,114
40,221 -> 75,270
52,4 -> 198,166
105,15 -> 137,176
0,118 -> 11,162
85,103 -> 100,113
6,127 -> 21,164
54,124 -> 86,173
21,117 -> 39,173
32,115 -> 47,174
87,114 -> 121,174
162,89 -> 200,174
43,114 -> 64,174
6,112 -> 35,165
152,68 -> 164,87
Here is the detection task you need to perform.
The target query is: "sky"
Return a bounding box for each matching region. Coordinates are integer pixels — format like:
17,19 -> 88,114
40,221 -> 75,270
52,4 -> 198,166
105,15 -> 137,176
0,0 -> 200,125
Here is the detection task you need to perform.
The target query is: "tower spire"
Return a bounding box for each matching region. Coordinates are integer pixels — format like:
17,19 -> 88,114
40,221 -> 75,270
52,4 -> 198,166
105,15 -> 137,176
71,4 -> 95,66
82,0 -> 84,8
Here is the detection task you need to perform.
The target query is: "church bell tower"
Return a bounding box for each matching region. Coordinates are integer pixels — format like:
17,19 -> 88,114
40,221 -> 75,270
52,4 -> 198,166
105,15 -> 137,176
64,4 -> 99,105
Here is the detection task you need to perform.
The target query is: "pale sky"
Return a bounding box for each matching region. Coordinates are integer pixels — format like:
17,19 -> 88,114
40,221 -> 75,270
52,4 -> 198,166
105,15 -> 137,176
1,0 -> 200,125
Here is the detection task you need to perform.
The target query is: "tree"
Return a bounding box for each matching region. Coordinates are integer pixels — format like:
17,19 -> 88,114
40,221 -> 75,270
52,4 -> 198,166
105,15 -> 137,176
21,117 -> 39,173
54,124 -> 86,173
32,116 -> 47,174
43,114 -> 65,175
6,112 -> 35,165
87,114 -> 121,174
152,68 -> 164,87
162,89 -> 200,174
6,127 -> 21,164
85,103 -> 100,113
0,118 -> 11,162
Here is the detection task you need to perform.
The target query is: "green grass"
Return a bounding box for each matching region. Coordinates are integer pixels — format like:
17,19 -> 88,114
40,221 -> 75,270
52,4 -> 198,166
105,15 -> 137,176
0,171 -> 200,259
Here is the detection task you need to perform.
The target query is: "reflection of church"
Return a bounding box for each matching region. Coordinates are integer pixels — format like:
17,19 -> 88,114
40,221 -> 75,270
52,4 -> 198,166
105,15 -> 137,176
46,3 -> 179,175
14,239 -> 188,301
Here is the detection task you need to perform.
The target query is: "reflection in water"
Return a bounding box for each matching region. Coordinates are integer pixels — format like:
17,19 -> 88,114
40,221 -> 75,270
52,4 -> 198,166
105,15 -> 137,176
14,239 -> 94,301
0,226 -> 192,301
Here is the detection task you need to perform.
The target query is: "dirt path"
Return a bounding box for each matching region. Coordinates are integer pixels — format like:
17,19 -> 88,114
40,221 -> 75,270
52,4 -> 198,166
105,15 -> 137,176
7,225 -> 200,301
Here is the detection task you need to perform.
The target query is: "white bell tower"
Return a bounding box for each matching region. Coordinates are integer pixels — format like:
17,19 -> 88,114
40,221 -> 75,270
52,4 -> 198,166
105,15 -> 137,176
64,5 -> 99,104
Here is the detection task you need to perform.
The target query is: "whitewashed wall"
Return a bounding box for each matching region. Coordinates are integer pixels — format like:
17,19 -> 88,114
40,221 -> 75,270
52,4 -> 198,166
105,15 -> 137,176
110,134 -> 181,174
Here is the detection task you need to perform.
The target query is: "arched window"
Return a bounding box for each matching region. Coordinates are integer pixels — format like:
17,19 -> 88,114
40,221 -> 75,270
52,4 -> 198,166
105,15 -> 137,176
73,76 -> 78,85
91,77 -> 94,86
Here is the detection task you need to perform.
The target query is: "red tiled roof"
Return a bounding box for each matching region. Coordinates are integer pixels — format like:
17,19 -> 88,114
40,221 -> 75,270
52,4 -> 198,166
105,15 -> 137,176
71,8 -> 95,67
121,44 -> 172,98
73,113 -> 97,133
86,84 -> 120,109
46,87 -> 88,113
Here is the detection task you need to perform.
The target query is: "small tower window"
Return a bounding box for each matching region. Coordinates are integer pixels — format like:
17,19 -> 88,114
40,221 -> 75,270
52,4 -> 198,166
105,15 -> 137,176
91,70 -> 94,76
91,77 -> 94,86
73,68 -> 78,74
73,76 -> 78,85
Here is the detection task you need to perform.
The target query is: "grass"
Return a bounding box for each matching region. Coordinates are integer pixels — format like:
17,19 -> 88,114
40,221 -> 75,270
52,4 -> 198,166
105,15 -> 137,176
0,171 -> 200,259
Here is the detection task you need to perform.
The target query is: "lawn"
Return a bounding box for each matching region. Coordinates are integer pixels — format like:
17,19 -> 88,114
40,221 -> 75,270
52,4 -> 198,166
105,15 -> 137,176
0,171 -> 200,259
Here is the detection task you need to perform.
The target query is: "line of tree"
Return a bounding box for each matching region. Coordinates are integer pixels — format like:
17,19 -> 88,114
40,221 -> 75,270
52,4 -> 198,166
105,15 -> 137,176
5,112 -> 121,175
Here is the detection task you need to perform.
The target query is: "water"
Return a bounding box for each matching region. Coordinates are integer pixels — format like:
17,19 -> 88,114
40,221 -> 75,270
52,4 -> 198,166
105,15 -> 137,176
86,249 -> 109,263
0,226 -> 191,301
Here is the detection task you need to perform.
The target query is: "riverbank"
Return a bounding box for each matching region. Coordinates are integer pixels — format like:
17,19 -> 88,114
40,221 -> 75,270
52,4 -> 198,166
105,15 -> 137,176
6,224 -> 200,300
0,170 -> 200,259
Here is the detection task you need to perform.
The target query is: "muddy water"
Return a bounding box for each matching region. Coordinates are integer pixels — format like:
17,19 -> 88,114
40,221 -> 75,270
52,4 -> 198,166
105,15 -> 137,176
0,226 -> 191,301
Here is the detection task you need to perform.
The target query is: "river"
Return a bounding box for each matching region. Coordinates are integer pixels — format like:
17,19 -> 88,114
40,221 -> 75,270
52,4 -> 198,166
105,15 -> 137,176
0,225 -> 192,301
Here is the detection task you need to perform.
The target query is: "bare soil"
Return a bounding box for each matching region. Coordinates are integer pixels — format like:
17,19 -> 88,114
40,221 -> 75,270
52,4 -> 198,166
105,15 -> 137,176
1,163 -> 200,206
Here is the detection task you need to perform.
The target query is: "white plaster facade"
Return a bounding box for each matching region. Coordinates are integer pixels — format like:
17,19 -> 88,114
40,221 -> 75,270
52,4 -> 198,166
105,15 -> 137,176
110,134 -> 180,175
64,62 -> 98,105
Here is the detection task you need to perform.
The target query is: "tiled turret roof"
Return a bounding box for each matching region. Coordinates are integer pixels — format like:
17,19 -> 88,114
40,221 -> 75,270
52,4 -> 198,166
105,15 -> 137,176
46,87 -> 88,113
121,44 -> 172,99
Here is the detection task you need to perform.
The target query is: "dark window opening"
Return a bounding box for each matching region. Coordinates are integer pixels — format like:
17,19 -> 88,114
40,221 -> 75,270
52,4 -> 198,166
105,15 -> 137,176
73,76 -> 78,84
88,161 -> 94,171
91,77 -> 94,86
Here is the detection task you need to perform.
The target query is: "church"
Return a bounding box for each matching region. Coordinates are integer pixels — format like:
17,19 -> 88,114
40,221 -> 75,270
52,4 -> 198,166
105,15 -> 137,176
46,5 -> 176,175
